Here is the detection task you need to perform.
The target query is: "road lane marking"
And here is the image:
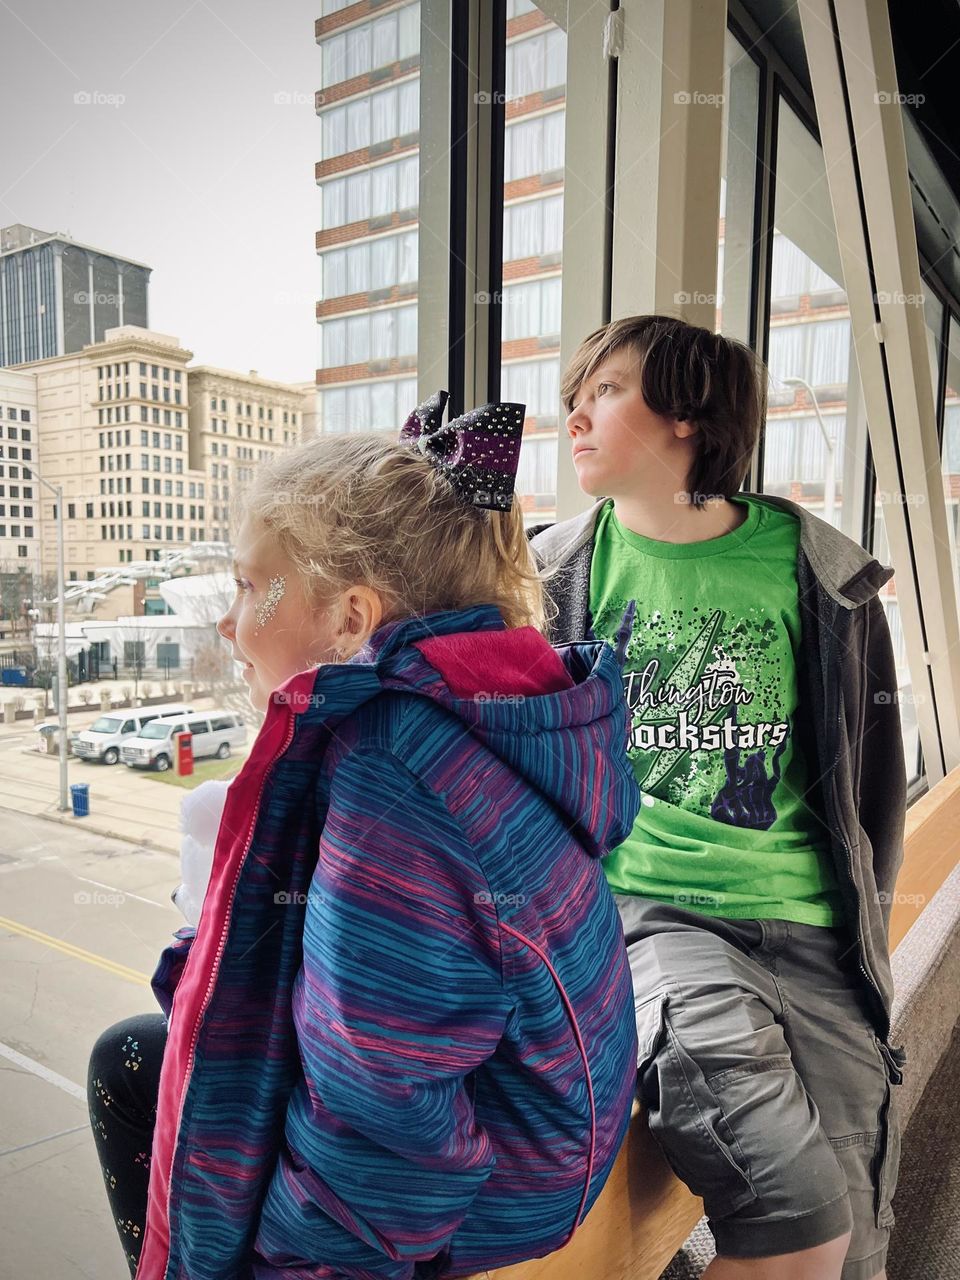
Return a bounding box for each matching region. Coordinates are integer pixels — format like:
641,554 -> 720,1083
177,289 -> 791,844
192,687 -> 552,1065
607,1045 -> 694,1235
0,1042 -> 87,1102
0,916 -> 151,987
75,876 -> 168,909
0,1124 -> 88,1157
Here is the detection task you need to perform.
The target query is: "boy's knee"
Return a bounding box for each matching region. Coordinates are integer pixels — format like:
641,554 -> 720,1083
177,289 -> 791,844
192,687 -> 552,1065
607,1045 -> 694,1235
713,1230 -> 852,1280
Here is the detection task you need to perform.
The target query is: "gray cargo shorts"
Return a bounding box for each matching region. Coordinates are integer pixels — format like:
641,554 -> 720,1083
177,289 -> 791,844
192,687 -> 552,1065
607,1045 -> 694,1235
615,896 -> 902,1280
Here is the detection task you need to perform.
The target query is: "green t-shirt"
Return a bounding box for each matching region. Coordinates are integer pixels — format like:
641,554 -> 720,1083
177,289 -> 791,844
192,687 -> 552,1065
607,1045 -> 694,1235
589,496 -> 843,926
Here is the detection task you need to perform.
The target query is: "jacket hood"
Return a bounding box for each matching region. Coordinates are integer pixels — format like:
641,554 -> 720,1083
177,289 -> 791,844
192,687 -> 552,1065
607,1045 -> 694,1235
282,605 -> 640,860
533,494 -> 894,609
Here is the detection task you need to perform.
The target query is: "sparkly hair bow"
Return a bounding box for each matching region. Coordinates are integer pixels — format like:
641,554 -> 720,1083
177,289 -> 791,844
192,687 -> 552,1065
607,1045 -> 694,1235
399,389 -> 525,511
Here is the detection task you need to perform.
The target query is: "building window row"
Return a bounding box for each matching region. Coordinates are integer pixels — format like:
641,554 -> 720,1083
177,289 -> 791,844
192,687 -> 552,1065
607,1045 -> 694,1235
1,406 -> 31,423
320,303 -> 417,367
319,376 -> 417,434
320,228 -> 417,300
505,26 -> 566,101
504,194 -> 564,261
320,4 -> 420,91
505,110 -> 565,183
320,79 -> 420,161
320,155 -> 418,229
210,417 -> 280,441
99,362 -> 181,383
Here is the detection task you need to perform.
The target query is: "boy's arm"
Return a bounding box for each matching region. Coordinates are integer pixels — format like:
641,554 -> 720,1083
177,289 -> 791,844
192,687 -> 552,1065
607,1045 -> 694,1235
255,748 -> 511,1279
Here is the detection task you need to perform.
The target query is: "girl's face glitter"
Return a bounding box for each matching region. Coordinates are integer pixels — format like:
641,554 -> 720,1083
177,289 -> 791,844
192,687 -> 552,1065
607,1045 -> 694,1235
254,574 -> 286,633
217,517 -> 346,713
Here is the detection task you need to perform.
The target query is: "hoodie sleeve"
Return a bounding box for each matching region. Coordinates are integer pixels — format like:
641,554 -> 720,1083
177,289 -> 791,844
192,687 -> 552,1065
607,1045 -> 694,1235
255,747 -> 511,1279
859,594 -> 907,903
150,925 -> 196,1021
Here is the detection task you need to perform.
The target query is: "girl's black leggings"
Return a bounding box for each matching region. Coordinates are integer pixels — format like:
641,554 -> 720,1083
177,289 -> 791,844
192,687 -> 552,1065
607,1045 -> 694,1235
87,1012 -> 167,1278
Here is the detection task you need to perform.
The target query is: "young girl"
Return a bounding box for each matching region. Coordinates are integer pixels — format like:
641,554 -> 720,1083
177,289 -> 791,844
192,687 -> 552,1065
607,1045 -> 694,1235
86,392 -> 641,1280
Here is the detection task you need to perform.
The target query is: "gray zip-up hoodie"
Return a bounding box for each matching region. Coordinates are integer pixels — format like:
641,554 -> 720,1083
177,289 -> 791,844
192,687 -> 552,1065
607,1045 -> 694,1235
531,493 -> 908,1059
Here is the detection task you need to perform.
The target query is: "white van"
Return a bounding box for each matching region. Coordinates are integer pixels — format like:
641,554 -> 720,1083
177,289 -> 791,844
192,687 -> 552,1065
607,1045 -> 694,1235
73,704 -> 194,766
121,709 -> 247,772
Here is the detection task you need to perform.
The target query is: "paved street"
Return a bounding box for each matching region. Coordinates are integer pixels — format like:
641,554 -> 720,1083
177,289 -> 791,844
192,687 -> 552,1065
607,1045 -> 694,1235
0,803 -> 185,1276
0,692 -> 259,1277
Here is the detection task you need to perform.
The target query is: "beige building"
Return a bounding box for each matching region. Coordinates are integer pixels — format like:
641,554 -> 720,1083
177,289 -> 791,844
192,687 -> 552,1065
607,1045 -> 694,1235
187,367 -> 309,542
9,329 -> 310,617
16,326 -> 207,600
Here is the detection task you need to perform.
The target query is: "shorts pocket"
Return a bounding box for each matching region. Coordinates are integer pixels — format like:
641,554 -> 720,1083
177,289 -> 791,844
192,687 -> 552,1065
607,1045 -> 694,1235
873,1038 -> 904,1229
635,989 -> 669,1072
635,989 -> 757,1218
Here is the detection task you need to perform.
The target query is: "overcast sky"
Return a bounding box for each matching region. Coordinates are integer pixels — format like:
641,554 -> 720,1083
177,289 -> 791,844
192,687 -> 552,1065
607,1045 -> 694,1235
0,0 -> 321,384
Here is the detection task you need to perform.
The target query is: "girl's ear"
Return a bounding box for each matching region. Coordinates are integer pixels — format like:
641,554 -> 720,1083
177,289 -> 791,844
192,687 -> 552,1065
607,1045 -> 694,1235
338,585 -> 383,646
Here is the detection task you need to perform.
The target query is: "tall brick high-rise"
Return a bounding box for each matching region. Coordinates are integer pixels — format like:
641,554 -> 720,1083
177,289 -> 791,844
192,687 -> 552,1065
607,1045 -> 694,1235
314,0 -> 564,524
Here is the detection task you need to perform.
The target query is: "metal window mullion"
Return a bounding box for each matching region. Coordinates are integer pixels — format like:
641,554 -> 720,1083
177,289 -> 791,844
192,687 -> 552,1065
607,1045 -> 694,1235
418,0 -> 457,411
799,0 -> 960,780
553,0 -> 619,522
749,60 -> 779,495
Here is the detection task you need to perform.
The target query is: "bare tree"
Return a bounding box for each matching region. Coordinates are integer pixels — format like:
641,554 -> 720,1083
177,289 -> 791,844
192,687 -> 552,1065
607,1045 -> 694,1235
0,562 -> 36,641
118,617 -> 149,703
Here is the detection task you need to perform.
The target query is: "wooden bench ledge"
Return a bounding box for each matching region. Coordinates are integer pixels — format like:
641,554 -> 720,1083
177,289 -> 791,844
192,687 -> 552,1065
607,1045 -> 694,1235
469,768 -> 960,1280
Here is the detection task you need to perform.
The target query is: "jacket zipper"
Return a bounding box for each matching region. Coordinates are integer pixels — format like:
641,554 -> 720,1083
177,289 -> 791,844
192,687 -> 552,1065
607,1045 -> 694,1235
499,921 -> 597,1246
160,706 -> 296,1279
822,595 -> 888,1040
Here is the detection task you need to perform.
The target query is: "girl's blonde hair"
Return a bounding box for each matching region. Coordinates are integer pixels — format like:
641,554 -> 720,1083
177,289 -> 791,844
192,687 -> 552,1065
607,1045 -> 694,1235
237,432 -> 547,632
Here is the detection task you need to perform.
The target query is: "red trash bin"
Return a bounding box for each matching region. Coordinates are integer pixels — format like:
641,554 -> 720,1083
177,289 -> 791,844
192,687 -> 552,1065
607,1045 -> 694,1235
176,730 -> 194,776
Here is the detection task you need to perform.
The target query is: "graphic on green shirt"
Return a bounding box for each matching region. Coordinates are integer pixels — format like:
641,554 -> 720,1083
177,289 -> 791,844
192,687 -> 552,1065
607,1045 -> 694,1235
589,495 -> 843,927
615,601 -> 789,825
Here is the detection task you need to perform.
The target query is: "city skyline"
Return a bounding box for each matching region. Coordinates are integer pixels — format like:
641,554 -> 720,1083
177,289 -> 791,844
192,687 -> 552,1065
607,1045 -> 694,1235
0,0 -> 321,384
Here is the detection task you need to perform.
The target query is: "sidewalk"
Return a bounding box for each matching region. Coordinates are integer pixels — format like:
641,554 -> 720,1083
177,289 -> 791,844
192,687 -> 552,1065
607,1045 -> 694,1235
0,695 -> 251,855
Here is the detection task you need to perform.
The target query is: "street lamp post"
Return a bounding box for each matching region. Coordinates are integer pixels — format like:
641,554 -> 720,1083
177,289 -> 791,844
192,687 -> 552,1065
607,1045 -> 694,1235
782,375 -> 837,528
23,464 -> 69,812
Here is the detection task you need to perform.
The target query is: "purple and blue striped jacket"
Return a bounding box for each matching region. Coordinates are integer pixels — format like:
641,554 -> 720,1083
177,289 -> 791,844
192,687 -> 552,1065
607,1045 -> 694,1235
138,605 -> 640,1279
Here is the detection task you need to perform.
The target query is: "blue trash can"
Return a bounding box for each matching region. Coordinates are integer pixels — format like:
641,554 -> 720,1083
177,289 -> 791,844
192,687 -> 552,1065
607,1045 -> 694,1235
70,783 -> 90,818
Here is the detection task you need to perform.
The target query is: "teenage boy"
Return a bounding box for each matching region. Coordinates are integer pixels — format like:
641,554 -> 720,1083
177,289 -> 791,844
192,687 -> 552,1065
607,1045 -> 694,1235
532,315 -> 906,1280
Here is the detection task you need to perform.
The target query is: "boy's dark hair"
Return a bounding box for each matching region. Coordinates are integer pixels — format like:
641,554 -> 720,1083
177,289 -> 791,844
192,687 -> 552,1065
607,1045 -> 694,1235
560,315 -> 767,508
